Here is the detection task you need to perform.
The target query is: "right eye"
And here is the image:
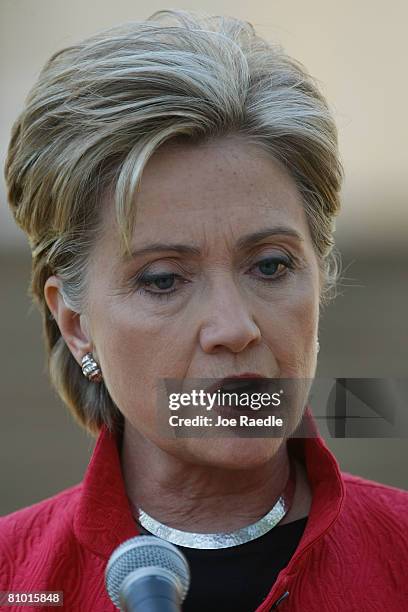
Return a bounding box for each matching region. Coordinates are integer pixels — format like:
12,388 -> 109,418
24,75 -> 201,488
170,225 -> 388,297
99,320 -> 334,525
131,271 -> 188,300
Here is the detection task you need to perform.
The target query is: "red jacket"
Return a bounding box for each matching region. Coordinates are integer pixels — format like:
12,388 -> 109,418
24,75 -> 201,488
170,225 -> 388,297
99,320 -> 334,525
1,407 -> 408,611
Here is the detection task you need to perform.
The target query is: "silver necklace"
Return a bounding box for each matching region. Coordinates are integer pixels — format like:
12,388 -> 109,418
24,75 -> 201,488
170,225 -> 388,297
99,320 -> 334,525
136,459 -> 296,549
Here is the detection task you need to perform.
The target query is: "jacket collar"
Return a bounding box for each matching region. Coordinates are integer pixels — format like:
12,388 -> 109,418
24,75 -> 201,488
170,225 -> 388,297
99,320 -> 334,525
285,406 -> 345,569
73,406 -> 345,562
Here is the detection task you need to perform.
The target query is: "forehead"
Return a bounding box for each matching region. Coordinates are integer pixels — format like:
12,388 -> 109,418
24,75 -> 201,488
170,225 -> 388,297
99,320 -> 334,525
101,136 -> 309,253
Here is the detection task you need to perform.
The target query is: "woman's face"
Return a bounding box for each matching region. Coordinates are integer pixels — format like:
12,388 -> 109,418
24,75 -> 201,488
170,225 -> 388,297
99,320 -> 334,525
81,136 -> 321,467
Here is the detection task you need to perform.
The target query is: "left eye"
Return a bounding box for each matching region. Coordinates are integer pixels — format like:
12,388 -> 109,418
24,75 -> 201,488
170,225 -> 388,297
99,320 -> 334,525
253,257 -> 292,278
140,273 -> 180,292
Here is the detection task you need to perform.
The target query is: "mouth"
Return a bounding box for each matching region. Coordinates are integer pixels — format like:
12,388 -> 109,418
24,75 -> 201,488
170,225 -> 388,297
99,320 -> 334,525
205,373 -> 265,392
205,375 -> 280,412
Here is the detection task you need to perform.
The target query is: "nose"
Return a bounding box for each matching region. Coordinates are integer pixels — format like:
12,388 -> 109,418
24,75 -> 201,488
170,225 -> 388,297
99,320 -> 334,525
199,276 -> 262,354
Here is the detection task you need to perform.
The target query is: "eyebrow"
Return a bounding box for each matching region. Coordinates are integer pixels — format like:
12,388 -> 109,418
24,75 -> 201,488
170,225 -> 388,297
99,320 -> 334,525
123,226 -> 303,261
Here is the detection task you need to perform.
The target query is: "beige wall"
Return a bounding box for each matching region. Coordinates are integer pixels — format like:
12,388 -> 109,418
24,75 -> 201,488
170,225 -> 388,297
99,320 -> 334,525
1,0 -> 407,251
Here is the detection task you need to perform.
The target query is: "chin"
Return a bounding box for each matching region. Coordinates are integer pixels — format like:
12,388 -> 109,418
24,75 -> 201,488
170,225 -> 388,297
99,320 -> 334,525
179,436 -> 285,470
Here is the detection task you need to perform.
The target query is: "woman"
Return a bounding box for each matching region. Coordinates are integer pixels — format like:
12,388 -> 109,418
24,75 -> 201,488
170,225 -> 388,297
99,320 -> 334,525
1,9 -> 407,611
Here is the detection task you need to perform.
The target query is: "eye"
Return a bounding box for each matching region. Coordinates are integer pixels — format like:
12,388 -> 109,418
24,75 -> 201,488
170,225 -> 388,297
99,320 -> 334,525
251,255 -> 294,280
143,273 -> 177,291
133,272 -> 188,300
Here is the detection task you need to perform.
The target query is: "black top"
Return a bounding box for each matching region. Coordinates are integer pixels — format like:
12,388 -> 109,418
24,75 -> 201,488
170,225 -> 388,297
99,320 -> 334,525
139,516 -> 308,611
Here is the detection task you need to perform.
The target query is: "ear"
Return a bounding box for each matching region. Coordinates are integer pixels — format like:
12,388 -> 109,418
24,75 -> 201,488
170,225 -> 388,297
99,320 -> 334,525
44,275 -> 94,367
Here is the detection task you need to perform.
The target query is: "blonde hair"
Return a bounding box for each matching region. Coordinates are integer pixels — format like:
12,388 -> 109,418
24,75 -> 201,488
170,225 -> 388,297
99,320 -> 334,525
5,9 -> 343,435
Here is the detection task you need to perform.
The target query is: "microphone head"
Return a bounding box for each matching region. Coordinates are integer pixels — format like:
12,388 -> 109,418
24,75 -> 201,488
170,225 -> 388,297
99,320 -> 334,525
105,535 -> 190,609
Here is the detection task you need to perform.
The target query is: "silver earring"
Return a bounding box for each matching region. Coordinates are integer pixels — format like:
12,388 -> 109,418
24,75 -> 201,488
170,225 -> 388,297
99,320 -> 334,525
81,352 -> 102,383
316,340 -> 320,354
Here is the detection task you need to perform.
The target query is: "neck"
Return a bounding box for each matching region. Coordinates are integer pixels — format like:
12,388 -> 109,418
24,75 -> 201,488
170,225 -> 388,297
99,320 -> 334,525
121,423 -> 311,533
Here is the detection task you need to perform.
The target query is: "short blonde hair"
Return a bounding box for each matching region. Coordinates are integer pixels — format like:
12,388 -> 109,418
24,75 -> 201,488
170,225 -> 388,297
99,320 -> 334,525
5,9 -> 343,435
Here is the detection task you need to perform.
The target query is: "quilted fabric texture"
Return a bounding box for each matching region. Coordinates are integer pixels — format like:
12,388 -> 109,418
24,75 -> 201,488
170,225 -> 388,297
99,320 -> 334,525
1,406 -> 408,611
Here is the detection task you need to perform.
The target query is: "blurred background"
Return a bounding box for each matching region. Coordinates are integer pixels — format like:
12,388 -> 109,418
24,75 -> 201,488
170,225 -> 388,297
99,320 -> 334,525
1,0 -> 407,515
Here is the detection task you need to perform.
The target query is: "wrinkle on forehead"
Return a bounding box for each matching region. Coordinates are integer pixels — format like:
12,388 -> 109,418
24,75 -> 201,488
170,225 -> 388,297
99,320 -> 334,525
94,136 -> 311,267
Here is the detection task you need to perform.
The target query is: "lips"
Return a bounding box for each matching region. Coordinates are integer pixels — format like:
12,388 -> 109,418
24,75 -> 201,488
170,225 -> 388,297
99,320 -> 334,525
204,374 -> 271,399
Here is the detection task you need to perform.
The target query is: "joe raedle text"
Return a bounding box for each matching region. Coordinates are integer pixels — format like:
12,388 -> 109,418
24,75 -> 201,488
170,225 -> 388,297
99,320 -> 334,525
168,414 -> 284,428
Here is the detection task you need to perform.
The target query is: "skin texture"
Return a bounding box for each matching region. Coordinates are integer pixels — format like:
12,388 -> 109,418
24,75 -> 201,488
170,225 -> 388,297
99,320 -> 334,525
45,135 -> 320,531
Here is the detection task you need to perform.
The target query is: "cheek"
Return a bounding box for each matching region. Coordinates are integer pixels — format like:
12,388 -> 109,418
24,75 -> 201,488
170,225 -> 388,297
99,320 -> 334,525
258,280 -> 318,433
258,277 -> 319,375
90,300 -> 194,423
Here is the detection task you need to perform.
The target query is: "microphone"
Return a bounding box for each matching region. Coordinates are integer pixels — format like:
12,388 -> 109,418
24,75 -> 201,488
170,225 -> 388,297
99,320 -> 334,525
105,535 -> 190,611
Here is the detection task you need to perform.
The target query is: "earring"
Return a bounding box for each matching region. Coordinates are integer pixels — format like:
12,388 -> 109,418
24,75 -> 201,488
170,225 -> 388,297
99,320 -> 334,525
81,352 -> 102,383
316,340 -> 320,354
